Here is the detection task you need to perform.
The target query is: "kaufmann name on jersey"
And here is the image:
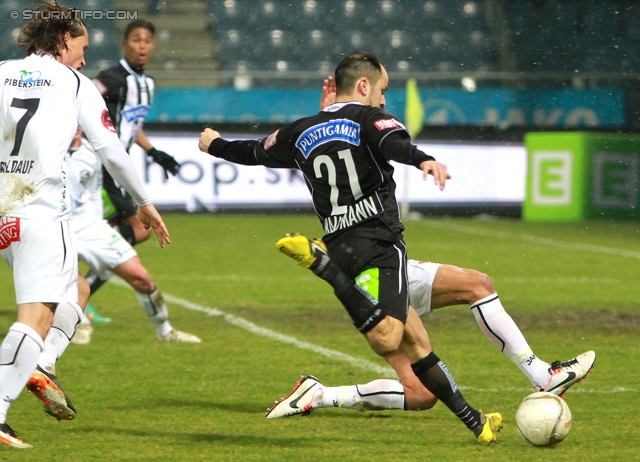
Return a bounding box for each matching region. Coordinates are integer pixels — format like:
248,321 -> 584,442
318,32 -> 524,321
322,193 -> 384,235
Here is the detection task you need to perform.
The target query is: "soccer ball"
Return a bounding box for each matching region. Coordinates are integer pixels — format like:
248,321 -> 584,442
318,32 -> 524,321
515,392 -> 572,447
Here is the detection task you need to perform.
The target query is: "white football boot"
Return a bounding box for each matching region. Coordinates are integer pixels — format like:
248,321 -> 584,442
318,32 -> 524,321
536,350 -> 596,397
265,376 -> 322,419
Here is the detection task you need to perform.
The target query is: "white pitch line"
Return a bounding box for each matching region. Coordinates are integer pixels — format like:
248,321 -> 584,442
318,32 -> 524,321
109,278 -> 396,377
108,279 -> 636,394
419,220 -> 640,260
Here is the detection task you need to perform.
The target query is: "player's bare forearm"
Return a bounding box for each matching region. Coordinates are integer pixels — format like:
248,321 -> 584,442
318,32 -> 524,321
420,160 -> 451,191
137,204 -> 171,248
136,129 -> 154,152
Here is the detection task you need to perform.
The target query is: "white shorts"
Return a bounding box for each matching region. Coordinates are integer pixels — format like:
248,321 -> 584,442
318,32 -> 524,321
407,260 -> 441,318
75,220 -> 137,279
0,217 -> 78,305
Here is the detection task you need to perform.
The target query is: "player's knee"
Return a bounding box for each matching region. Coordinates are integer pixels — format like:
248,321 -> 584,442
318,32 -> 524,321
128,271 -> 154,293
469,270 -> 495,300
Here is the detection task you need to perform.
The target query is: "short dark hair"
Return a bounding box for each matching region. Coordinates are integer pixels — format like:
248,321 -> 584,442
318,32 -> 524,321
123,19 -> 155,39
18,1 -> 85,57
334,52 -> 383,95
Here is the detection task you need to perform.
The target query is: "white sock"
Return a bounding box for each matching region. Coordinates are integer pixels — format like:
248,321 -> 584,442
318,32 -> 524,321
312,380 -> 405,411
79,312 -> 91,326
37,302 -> 83,375
136,287 -> 173,338
0,323 -> 44,424
471,294 -> 550,388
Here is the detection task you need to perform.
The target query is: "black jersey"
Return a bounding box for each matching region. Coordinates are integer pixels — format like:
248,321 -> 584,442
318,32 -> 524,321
93,59 -> 154,153
208,101 -> 434,245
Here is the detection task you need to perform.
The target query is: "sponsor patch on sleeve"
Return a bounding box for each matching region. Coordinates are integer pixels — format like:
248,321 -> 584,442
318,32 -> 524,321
263,129 -> 279,150
374,118 -> 405,131
101,109 -> 116,133
0,217 -> 21,250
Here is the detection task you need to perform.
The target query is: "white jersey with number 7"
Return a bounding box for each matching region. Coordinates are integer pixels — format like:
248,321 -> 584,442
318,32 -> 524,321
0,53 -> 122,221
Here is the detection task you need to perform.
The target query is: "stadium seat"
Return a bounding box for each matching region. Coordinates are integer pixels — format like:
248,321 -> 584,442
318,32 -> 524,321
301,29 -> 338,62
297,0 -> 326,30
365,0 -> 405,29
215,28 -> 259,63
209,0 -> 253,29
339,0 -> 367,29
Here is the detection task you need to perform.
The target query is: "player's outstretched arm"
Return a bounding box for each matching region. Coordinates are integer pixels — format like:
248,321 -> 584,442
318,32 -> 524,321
320,76 -> 337,110
419,160 -> 451,191
137,204 -> 171,248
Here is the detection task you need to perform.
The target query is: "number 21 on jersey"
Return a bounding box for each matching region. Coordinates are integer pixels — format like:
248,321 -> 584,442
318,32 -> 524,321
313,149 -> 363,216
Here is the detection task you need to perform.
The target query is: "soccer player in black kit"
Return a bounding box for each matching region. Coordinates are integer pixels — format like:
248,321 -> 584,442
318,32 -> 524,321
198,52 -> 502,445
86,19 -> 180,294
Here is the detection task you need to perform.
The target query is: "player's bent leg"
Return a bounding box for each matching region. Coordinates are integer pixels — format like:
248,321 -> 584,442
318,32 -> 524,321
430,264 -> 493,309
429,264 -> 557,391
385,351 -> 436,410
401,309 -> 501,444
113,256 -> 154,293
112,259 -> 201,343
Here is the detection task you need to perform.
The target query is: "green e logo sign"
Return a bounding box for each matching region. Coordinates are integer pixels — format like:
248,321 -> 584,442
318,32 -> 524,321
532,152 -> 572,205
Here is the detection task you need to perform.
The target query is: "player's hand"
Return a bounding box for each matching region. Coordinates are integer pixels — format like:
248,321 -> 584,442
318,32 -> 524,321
320,76 -> 337,110
148,148 -> 180,179
419,160 -> 451,191
137,204 -> 171,248
199,127 -> 221,152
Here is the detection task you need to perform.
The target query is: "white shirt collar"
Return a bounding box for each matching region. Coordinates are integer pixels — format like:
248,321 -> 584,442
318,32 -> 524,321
322,101 -> 363,113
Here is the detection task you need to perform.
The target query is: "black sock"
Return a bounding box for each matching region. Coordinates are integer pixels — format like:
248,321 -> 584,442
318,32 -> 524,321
411,352 -> 484,434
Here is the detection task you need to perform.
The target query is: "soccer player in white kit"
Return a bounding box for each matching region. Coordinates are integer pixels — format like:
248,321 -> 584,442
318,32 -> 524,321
65,129 -> 200,344
0,2 -> 169,448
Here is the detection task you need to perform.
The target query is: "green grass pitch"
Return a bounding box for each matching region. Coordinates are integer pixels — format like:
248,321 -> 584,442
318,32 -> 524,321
1,214 -> 639,461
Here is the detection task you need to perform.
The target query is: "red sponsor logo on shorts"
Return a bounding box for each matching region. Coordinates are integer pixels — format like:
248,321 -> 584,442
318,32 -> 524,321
0,217 -> 20,250
374,118 -> 405,131
264,129 -> 279,150
101,109 -> 116,133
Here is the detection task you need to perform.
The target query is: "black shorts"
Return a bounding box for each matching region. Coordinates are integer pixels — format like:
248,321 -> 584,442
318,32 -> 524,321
102,167 -> 137,221
328,236 -> 409,324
